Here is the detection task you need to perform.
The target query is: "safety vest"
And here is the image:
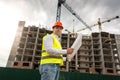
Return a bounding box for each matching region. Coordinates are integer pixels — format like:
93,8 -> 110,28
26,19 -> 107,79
40,34 -> 63,66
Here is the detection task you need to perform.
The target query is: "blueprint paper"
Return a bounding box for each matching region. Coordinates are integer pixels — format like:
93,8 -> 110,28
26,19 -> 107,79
67,33 -> 82,61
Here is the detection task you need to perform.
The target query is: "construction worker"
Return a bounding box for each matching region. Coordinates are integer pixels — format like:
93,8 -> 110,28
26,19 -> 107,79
39,21 -> 74,80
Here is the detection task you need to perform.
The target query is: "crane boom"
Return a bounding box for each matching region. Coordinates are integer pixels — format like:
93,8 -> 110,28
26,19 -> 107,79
77,16 -> 119,32
62,2 -> 91,30
56,0 -> 91,30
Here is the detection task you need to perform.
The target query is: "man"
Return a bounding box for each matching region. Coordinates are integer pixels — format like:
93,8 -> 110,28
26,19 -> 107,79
39,21 -> 74,80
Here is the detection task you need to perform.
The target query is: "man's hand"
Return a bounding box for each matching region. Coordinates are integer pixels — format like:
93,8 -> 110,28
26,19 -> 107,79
67,48 -> 74,54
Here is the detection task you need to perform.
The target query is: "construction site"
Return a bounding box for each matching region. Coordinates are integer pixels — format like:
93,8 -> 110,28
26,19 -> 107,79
1,0 -> 120,80
6,20 -> 120,75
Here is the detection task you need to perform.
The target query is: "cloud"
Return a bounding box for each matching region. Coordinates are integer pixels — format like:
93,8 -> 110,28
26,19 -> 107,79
0,47 -> 10,67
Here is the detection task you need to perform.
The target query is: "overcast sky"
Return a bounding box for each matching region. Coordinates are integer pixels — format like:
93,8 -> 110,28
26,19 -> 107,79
0,0 -> 120,67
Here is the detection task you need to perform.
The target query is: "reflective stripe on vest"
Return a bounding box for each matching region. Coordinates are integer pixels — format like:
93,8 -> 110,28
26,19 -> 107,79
41,56 -> 62,59
40,34 -> 63,66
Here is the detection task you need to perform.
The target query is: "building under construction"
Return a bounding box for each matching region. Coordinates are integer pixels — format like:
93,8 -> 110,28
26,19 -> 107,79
7,21 -> 120,75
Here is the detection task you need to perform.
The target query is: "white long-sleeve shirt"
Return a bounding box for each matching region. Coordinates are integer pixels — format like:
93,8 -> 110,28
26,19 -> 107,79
44,34 -> 67,56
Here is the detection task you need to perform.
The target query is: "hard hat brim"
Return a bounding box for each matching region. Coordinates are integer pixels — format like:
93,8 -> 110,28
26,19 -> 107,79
52,25 -> 63,29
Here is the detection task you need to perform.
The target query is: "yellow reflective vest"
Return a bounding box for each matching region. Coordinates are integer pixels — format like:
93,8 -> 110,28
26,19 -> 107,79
40,34 -> 63,66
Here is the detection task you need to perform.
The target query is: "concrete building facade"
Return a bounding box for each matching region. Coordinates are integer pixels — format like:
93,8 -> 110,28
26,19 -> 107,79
7,21 -> 120,75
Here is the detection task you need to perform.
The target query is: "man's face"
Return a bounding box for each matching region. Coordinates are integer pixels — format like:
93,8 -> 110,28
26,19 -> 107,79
53,26 -> 63,36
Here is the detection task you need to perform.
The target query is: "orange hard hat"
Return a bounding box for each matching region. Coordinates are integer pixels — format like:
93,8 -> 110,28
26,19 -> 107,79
52,21 -> 64,29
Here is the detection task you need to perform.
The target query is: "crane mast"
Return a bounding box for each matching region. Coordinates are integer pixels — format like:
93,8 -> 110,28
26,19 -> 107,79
56,0 -> 91,30
56,0 -> 64,22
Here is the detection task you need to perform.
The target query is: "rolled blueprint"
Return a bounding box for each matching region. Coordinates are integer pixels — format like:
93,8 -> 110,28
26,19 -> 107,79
67,33 -> 82,61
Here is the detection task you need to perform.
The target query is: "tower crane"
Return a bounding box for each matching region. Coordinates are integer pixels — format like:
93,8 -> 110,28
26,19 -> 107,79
77,16 -> 119,32
56,0 -> 92,31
